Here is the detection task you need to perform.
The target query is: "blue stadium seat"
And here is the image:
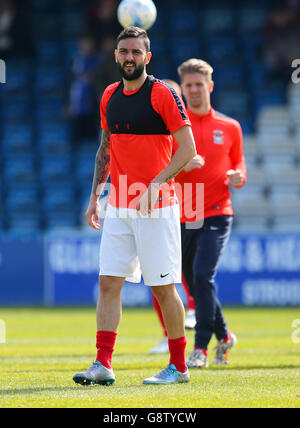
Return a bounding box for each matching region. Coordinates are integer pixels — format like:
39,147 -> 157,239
6,211 -> 41,236
3,155 -> 37,183
44,210 -> 79,230
169,10 -> 200,35
248,63 -> 270,89
62,12 -> 84,37
206,36 -> 240,64
238,7 -> 270,33
63,39 -> 79,64
202,8 -> 235,34
215,90 -> 250,118
2,124 -> 34,153
171,37 -> 200,65
30,0 -> 60,12
34,95 -> 64,122
5,187 -> 39,213
34,66 -> 65,92
213,63 -> 245,90
253,89 -> 286,114
241,34 -> 263,63
76,157 -> 94,185
37,123 -> 71,153
42,186 -> 76,213
32,14 -> 60,38
149,37 -> 167,58
0,95 -> 32,122
3,62 -> 31,93
36,39 -> 62,64
39,154 -> 72,183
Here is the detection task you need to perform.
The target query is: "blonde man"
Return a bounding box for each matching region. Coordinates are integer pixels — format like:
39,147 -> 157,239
173,58 -> 247,368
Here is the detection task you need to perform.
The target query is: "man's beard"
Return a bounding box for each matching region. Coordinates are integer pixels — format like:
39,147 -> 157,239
117,60 -> 145,81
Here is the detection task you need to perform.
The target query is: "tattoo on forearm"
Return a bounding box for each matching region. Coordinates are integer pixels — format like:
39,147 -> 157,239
91,130 -> 111,196
163,161 -> 189,184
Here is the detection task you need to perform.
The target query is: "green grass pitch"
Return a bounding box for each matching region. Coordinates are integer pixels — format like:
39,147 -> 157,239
0,306 -> 299,408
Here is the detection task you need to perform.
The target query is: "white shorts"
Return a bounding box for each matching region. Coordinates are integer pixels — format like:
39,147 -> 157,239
99,204 -> 181,286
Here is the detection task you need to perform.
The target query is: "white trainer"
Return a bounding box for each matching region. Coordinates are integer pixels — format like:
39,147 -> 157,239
148,337 -> 169,354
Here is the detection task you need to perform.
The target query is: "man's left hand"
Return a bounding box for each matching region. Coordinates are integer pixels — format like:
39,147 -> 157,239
136,182 -> 160,216
226,169 -> 244,187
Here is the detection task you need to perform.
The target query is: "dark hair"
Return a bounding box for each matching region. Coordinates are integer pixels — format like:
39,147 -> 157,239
116,26 -> 150,52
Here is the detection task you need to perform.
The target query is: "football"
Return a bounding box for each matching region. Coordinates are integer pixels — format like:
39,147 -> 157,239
117,0 -> 157,30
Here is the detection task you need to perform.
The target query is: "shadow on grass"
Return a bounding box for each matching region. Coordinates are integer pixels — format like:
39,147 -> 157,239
202,364 -> 300,371
0,386 -> 79,396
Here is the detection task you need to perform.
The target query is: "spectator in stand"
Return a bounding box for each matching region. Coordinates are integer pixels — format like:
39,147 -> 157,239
68,34 -> 101,145
263,5 -> 300,81
85,0 -> 121,49
0,0 -> 33,60
93,36 -> 121,102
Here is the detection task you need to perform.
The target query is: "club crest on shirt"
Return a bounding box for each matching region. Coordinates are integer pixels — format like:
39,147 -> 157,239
213,130 -> 224,144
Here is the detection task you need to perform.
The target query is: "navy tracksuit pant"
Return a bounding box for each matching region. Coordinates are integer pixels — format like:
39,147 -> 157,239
181,215 -> 233,349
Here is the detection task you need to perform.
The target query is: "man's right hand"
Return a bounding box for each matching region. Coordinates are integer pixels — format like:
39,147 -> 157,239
183,154 -> 205,172
85,197 -> 101,230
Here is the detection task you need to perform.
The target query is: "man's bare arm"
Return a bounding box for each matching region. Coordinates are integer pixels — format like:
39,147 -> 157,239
91,129 -> 111,199
152,126 -> 199,186
86,129 -> 111,230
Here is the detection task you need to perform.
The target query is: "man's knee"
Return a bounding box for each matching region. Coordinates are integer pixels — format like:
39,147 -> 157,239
151,284 -> 175,303
99,276 -> 123,297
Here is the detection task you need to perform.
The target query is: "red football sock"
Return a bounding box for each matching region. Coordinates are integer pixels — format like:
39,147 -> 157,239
152,295 -> 168,337
182,275 -> 195,310
168,336 -> 187,373
96,331 -> 117,369
224,330 -> 232,343
195,347 -> 208,357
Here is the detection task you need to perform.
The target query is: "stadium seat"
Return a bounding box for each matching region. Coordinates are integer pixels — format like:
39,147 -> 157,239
63,39 -> 79,64
44,210 -> 79,231
234,214 -> 270,232
241,34 -> 263,63
253,88 -> 286,114
5,188 -> 39,213
269,194 -> 300,217
259,138 -> 296,156
30,0 -> 60,12
262,154 -> 295,176
2,62 -> 31,93
238,7 -> 270,34
215,90 -> 250,118
34,95 -> 65,122
2,125 -> 34,154
213,63 -> 245,90
32,14 -> 61,38
202,8 -> 235,35
171,37 -> 200,64
169,10 -> 199,36
34,66 -> 65,93
272,215 -> 300,232
39,154 -> 72,183
3,155 -> 37,183
206,36 -> 240,64
42,186 -> 76,213
36,39 -> 62,64
0,95 -> 32,122
6,211 -> 41,237
37,123 -> 71,153
76,157 -> 95,185
62,12 -> 84,37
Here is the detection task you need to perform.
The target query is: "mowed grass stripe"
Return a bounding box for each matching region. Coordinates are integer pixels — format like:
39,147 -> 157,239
0,307 -> 299,408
